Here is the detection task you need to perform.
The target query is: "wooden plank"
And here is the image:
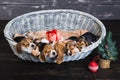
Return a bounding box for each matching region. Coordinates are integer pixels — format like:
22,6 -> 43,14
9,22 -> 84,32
0,4 -> 89,20
90,5 -> 120,20
0,0 -> 119,20
0,0 -> 120,5
0,4 -> 120,20
0,5 -> 46,20
0,20 -> 120,80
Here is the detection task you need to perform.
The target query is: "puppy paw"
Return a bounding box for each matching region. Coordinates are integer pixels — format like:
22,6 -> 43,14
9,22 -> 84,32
56,60 -> 63,64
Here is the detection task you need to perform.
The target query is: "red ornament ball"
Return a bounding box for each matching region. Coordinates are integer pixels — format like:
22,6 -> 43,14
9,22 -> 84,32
88,61 -> 99,72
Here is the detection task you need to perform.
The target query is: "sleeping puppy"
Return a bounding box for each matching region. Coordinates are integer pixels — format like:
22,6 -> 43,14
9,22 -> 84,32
67,32 -> 98,52
76,32 -> 98,51
65,40 -> 79,56
39,43 -> 58,63
78,32 -> 98,45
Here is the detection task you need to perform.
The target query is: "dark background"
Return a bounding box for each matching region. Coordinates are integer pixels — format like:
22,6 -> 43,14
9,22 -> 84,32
0,0 -> 120,20
0,0 -> 120,80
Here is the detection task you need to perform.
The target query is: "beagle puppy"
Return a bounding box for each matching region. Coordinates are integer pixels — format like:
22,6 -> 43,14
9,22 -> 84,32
39,43 -> 58,63
77,32 -> 98,51
79,32 -> 98,45
65,40 -> 79,56
13,34 -> 40,56
54,41 -> 66,64
39,41 -> 66,64
15,37 -> 36,54
66,32 -> 98,52
76,38 -> 89,51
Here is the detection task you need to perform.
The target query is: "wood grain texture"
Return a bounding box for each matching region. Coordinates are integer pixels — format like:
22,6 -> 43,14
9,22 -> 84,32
0,20 -> 120,80
0,0 -> 120,20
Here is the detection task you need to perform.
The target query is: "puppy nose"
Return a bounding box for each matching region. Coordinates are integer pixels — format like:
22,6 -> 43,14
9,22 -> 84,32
79,46 -> 82,49
69,53 -> 72,56
31,44 -> 35,47
52,52 -> 56,55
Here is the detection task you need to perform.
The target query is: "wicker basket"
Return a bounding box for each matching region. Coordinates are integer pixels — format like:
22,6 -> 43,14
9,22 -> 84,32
99,58 -> 111,69
4,9 -> 106,63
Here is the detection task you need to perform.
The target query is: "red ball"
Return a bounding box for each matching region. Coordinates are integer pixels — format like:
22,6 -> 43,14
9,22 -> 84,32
88,61 -> 99,72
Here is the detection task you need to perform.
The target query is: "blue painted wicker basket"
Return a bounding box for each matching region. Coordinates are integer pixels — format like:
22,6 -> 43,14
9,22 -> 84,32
4,9 -> 106,63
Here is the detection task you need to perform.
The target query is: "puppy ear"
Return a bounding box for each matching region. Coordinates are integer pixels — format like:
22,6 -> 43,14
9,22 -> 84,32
56,49 -> 64,64
56,55 -> 63,64
84,40 -> 90,46
39,53 -> 46,62
54,42 -> 64,64
16,43 -> 22,53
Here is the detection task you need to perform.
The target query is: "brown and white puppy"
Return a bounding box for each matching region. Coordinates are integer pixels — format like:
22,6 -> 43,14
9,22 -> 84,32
13,33 -> 40,56
76,32 -> 98,51
15,37 -> 37,54
39,41 -> 66,64
65,40 -> 79,56
39,43 -> 58,63
54,42 -> 66,64
76,38 -> 89,51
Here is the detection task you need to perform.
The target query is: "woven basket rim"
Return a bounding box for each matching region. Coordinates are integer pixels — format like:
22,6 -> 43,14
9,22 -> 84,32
4,9 -> 106,55
4,9 -> 106,41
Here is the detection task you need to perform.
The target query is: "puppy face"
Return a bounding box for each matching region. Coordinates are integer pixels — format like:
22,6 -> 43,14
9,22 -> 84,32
40,44 -> 57,62
76,38 -> 89,51
16,38 -> 36,53
65,41 -> 79,56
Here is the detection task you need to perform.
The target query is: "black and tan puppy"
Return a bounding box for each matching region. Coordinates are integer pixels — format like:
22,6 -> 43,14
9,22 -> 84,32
76,38 -> 89,51
79,32 -> 98,45
77,32 -> 98,51
65,40 -> 79,56
67,32 -> 98,51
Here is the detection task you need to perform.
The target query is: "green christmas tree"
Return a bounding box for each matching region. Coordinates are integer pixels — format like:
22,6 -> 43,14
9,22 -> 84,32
98,31 -> 118,61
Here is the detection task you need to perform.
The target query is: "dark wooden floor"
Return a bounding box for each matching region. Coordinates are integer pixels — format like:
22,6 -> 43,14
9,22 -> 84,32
0,20 -> 120,80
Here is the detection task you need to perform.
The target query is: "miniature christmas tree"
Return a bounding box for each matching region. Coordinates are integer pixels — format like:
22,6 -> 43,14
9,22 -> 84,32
98,31 -> 118,61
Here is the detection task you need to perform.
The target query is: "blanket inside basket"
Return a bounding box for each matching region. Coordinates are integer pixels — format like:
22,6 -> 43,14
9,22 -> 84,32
13,29 -> 99,64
